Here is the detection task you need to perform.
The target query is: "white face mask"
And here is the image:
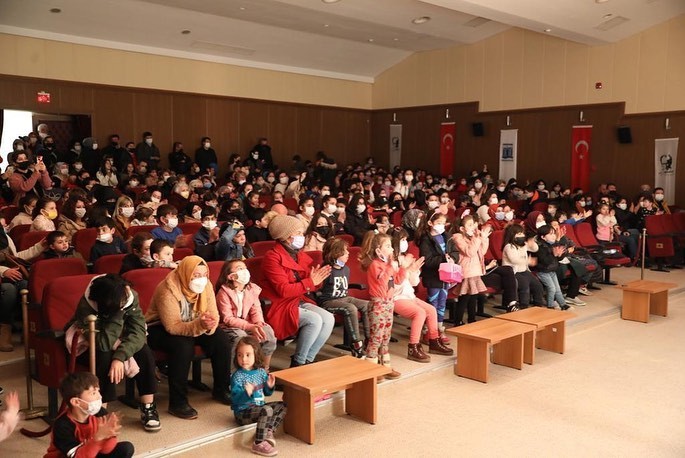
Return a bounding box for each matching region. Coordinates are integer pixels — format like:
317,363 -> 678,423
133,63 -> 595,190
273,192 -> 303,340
189,277 -> 208,294
399,239 -> 409,254
655,194 -> 664,201
474,182 -> 483,189
468,190 -> 476,197
235,269 -> 251,284
497,186 -> 506,192
151,196 -> 161,204
538,184 -> 545,190
78,397 -> 102,416
145,138 -> 153,146
536,221 -> 546,229
405,175 -> 413,182
167,217 -> 179,229
356,204 -> 366,214
202,220 -> 217,230
204,142 -> 211,149
618,203 -> 627,210
291,235 -> 305,250
120,207 -> 134,218
92,143 -> 99,150
432,224 -> 445,235
193,210 -> 202,220
579,201 -> 586,207
75,208 -> 87,218
505,211 -> 514,221
321,190 -> 330,196
304,206 -> 315,217
427,201 -> 439,209
180,191 -> 190,199
326,204 -> 337,214
279,177 -> 288,184
15,144 -> 24,151
98,232 -> 113,243
489,198 -> 498,206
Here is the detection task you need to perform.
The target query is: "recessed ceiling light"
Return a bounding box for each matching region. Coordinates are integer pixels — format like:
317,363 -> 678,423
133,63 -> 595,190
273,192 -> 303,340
239,7 -> 246,10
544,28 -> 552,33
322,0 -> 341,3
603,13 -> 613,19
393,38 -> 399,41
595,0 -> 609,3
323,24 -> 330,27
49,8 -> 61,13
412,16 -> 431,24
181,30 -> 191,35
367,38 -> 374,42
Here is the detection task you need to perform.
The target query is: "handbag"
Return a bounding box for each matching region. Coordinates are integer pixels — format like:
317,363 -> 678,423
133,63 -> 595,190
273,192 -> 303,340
439,262 -> 463,284
0,250 -> 31,279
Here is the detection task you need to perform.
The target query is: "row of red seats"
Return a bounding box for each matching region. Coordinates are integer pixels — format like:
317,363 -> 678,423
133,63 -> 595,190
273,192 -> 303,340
644,213 -> 685,260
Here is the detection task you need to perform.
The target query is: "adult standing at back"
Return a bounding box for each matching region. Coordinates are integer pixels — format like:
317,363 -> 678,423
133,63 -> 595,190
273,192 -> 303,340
195,137 -> 218,176
145,256 -> 233,419
136,132 -> 160,171
251,137 -> 273,171
8,151 -> 53,204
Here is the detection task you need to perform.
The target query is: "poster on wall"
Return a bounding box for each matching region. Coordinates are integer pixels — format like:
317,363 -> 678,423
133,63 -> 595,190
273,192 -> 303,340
440,122 -> 455,177
654,138 -> 679,204
498,129 -> 518,182
389,124 -> 402,170
571,125 -> 593,192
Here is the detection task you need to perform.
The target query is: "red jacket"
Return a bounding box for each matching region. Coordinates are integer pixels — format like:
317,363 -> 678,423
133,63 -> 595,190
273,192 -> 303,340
261,243 -> 317,340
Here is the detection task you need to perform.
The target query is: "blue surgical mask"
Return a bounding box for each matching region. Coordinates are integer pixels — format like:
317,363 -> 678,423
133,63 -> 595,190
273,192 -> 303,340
335,259 -> 346,268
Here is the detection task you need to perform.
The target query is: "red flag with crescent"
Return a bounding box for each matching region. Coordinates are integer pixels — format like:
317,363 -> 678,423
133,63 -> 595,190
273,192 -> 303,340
571,125 -> 592,191
440,122 -> 456,176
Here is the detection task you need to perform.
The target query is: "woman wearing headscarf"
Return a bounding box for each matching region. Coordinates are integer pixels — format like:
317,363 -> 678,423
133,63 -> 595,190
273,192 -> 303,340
145,256 -> 232,419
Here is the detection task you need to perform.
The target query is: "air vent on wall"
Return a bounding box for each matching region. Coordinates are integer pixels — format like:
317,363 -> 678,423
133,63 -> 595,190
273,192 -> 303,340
463,16 -> 491,28
190,41 -> 255,56
595,16 -> 629,31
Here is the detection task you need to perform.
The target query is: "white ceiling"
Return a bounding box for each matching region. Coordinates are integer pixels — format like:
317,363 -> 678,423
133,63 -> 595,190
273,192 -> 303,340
0,0 -> 683,82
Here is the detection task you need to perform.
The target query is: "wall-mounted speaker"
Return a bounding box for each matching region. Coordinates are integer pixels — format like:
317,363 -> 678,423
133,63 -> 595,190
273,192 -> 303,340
617,126 -> 632,144
472,122 -> 484,137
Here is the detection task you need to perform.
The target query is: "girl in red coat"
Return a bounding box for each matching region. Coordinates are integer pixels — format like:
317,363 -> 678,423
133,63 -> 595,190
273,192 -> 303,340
261,215 -> 334,367
359,232 -> 401,379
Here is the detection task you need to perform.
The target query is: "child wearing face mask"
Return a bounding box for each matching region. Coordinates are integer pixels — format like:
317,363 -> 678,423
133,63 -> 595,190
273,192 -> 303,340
533,225 -> 573,311
417,210 -> 453,337
501,224 -> 544,308
359,232 -> 400,379
150,204 -> 182,244
30,196 -> 58,232
296,197 -> 316,227
216,260 -> 277,370
45,372 -> 134,457
193,207 -> 219,261
317,237 -> 370,358
130,206 -> 157,227
120,232 -> 154,274
91,217 -> 128,263
653,187 -> 671,214
64,274 -> 160,433
304,213 -> 331,252
114,196 -> 135,239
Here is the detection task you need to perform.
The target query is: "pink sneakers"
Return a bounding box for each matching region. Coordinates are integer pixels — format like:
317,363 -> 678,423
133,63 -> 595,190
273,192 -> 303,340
252,440 -> 278,456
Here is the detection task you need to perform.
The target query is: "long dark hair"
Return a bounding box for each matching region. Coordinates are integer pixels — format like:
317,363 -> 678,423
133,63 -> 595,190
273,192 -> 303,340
502,223 -> 525,250
233,336 -> 266,370
215,259 -> 246,293
414,208 -> 447,243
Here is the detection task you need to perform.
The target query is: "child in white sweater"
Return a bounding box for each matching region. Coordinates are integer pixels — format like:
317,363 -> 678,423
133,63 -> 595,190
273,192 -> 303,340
501,224 -> 544,308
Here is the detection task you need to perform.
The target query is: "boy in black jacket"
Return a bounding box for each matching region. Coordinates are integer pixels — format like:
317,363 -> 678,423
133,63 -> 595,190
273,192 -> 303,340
534,225 -> 573,311
91,217 -> 128,263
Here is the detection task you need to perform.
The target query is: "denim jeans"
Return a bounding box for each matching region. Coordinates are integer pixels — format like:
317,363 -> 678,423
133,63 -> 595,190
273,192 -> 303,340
293,303 -> 334,364
427,287 -> 448,323
536,272 -> 566,308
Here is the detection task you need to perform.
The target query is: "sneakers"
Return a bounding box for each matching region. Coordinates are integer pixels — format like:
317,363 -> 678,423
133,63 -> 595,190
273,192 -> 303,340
565,296 -> 586,306
264,429 -> 276,447
578,286 -> 592,296
252,440 -> 278,457
506,303 -> 520,313
351,340 -> 365,358
168,403 -> 198,420
548,305 -> 561,310
385,369 -> 401,380
407,343 -> 431,363
561,305 -> 575,311
140,403 -> 161,432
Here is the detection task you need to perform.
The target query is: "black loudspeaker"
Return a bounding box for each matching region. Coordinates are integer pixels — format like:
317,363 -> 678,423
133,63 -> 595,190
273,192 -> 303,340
472,122 -> 484,137
617,126 -> 632,144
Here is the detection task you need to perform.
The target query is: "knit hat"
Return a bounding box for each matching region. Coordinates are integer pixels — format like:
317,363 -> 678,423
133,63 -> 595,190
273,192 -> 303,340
268,215 -> 304,241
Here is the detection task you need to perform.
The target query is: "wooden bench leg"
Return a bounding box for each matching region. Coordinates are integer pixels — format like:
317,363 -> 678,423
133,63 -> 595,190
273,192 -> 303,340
492,334 -> 524,370
522,330 -> 535,365
622,290 -> 650,323
345,378 -> 377,424
283,388 -> 315,444
650,290 -> 668,317
536,322 -> 565,354
455,337 -> 490,383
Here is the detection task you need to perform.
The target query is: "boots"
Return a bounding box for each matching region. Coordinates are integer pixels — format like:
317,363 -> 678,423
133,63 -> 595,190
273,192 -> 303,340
351,340 -> 365,359
428,338 -> 454,356
289,356 -> 303,368
381,355 -> 401,380
0,324 -> 13,352
407,343 -> 431,363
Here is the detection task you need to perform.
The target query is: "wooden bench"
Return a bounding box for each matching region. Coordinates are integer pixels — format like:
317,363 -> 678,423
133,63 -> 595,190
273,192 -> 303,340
272,356 -> 390,444
494,308 -> 576,361
618,280 -> 677,323
445,319 -> 536,383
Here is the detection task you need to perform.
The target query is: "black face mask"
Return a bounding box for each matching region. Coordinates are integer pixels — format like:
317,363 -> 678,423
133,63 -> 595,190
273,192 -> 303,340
315,226 -> 330,237
514,237 -> 526,247
45,143 -> 54,149
16,161 -> 30,170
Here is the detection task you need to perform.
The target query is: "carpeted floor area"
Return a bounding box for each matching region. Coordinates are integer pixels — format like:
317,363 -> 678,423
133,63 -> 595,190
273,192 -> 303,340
1,266 -> 684,457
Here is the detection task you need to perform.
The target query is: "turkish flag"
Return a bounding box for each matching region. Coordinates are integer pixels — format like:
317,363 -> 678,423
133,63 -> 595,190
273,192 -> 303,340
440,123 -> 456,176
571,125 -> 592,191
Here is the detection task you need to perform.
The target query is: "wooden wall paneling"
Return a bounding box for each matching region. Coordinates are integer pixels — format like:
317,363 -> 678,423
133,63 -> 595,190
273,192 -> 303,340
239,101 -> 269,157
267,104 -> 299,167
0,77 -> 25,108
206,97 -> 240,168
172,94 -> 207,166
58,84 -> 94,114
132,92 -> 173,167
295,106 -> 322,164
448,103 -> 482,179
344,111 -> 371,166
320,109 -> 349,163
92,89 -> 135,145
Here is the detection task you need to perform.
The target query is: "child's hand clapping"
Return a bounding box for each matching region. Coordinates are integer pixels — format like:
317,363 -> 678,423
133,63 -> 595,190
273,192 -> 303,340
267,373 -> 276,389
94,413 -> 122,441
245,383 -> 255,397
552,246 -> 566,257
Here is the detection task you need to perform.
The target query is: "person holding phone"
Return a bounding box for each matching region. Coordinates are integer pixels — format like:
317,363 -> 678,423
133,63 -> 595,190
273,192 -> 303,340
8,151 -> 53,204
